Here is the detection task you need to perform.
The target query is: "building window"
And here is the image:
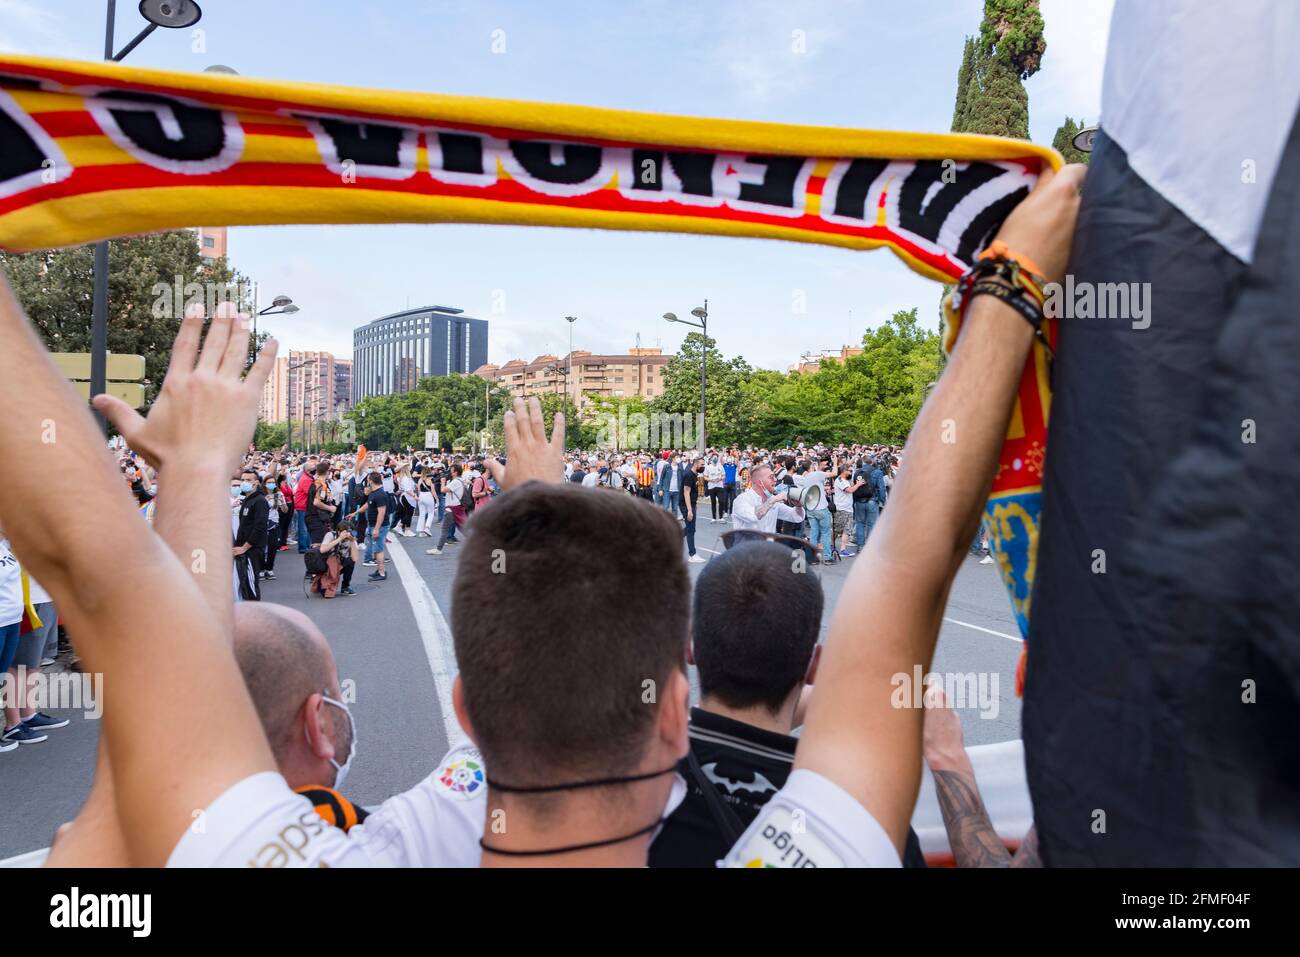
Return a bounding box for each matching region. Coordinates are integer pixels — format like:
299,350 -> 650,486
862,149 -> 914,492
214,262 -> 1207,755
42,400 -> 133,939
202,237 -> 215,248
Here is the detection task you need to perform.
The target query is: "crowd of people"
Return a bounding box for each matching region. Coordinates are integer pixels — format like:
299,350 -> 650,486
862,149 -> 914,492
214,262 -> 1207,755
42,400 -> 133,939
0,159 -> 1084,869
558,445 -> 902,565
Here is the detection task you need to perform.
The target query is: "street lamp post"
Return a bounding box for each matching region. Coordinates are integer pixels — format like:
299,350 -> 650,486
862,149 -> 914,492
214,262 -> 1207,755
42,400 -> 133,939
286,358 -> 310,452
564,315 -> 577,450
90,0 -> 205,433
303,384 -> 323,453
255,294 -> 298,353
663,300 -> 708,455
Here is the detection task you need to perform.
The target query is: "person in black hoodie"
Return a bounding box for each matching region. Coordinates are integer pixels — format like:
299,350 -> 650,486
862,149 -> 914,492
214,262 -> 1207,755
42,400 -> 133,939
233,468 -> 269,600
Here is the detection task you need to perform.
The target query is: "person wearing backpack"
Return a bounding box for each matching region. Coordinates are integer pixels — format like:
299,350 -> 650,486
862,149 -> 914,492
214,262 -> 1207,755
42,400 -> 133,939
851,457 -> 884,550
426,463 -> 469,556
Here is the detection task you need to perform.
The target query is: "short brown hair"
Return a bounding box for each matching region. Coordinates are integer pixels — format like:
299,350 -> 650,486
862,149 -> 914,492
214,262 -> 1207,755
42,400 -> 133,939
451,481 -> 688,784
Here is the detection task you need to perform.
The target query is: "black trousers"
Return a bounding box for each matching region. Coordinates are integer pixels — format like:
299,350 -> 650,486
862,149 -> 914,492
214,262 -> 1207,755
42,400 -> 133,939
708,487 -> 724,519
264,522 -> 281,570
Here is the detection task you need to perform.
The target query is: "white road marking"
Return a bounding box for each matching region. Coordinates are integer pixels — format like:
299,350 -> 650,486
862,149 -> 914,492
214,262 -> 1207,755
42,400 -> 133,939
942,617 -> 1022,642
386,538 -> 464,741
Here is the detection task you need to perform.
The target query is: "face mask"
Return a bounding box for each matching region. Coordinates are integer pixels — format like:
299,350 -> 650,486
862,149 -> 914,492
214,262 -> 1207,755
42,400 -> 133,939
239,482 -> 254,495
316,691 -> 357,789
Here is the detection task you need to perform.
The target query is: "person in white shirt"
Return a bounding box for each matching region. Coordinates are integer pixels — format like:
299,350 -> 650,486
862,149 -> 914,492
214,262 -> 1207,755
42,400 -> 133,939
833,464 -> 861,557
730,464 -> 804,534
703,456 -> 725,523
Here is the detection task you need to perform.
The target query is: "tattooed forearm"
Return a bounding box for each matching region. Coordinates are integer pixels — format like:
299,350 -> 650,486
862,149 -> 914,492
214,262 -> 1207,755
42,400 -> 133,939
1011,824 -> 1041,867
931,769 -> 1013,868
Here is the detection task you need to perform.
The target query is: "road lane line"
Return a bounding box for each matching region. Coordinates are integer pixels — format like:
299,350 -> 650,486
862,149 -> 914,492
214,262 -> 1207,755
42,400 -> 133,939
942,616 -> 1022,642
386,538 -> 464,742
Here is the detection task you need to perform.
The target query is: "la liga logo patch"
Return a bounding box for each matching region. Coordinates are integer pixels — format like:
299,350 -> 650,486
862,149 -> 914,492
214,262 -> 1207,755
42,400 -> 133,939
439,756 -> 485,797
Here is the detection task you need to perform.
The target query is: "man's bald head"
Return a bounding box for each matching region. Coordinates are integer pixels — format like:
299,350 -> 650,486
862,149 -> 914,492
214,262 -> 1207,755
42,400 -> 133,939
233,603 -> 337,768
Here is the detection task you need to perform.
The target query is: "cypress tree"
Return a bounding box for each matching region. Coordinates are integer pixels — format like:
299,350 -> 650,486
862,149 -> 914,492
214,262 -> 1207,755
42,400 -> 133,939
1051,116 -> 1092,164
949,0 -> 1045,141
951,37 -> 976,132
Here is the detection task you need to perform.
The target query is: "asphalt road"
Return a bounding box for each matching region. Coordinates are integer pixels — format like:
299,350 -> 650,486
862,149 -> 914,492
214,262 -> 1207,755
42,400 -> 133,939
0,507 -> 1022,860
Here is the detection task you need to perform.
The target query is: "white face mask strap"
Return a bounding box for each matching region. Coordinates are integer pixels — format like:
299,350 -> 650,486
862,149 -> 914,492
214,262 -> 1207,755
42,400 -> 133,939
313,692 -> 357,787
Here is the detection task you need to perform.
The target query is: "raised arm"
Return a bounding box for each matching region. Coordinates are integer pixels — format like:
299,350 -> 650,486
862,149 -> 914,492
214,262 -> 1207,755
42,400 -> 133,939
0,281 -> 278,865
794,164 -> 1086,852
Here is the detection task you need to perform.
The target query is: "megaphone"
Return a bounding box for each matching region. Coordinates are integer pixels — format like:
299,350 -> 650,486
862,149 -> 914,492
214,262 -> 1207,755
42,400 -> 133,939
778,483 -> 821,511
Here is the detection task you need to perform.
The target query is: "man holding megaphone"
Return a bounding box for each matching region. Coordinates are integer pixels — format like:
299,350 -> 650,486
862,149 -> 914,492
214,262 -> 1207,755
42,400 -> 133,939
731,462 -> 810,534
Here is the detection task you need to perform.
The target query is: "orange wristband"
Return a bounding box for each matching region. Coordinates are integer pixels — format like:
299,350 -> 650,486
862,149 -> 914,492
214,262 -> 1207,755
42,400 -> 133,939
977,240 -> 1046,282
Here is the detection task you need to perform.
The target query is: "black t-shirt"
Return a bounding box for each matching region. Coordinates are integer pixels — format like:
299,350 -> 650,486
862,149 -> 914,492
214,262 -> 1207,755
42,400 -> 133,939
365,488 -> 389,526
648,707 -> 927,868
305,481 -> 332,530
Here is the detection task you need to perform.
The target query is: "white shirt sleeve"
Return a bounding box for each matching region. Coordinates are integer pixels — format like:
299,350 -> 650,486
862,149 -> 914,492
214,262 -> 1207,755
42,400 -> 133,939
775,502 -> 802,522
346,742 -> 487,867
167,772 -> 375,868
719,768 -> 901,868
731,489 -> 760,526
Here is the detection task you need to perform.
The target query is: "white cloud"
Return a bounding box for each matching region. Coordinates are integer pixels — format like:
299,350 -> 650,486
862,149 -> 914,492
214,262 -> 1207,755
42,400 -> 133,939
0,0 -> 84,57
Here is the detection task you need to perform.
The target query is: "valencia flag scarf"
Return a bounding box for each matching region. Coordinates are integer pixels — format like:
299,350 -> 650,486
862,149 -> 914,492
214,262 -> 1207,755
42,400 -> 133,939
0,54 -> 1060,665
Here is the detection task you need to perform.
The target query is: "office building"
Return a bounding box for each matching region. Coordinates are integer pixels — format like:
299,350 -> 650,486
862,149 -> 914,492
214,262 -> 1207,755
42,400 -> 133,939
352,305 -> 488,402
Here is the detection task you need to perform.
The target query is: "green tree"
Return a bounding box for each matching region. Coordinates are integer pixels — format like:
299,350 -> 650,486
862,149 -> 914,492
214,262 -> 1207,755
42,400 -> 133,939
980,0 -> 1046,80
950,0 -> 1045,141
345,375 -> 508,451
253,420 -> 287,451
951,36 -> 977,132
1051,116 -> 1092,164
652,331 -> 753,447
852,308 -> 942,442
0,231 -> 246,408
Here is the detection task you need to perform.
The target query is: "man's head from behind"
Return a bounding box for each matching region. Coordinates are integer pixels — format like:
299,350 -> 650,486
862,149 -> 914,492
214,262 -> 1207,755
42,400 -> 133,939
691,541 -> 823,718
450,482 -> 690,792
233,603 -> 353,790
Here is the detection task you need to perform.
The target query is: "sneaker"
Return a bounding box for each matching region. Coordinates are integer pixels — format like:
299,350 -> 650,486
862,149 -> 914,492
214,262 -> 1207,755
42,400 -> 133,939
24,712 -> 70,731
40,657 -> 56,667
367,572 -> 387,582
0,738 -> 16,753
979,553 -> 995,565
840,548 -> 858,558
363,560 -> 378,567
687,554 -> 706,564
446,539 -> 460,546
263,571 -> 276,581
340,587 -> 357,596
426,548 -> 443,555
2,724 -> 48,745
402,530 -> 415,538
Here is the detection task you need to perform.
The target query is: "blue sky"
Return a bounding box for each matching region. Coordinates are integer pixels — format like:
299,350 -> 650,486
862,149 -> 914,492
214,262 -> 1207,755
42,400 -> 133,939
1,0 -> 1113,369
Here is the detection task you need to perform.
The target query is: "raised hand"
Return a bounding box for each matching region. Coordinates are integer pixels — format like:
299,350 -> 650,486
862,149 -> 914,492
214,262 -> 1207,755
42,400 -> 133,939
485,396 -> 565,492
92,302 -> 277,478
